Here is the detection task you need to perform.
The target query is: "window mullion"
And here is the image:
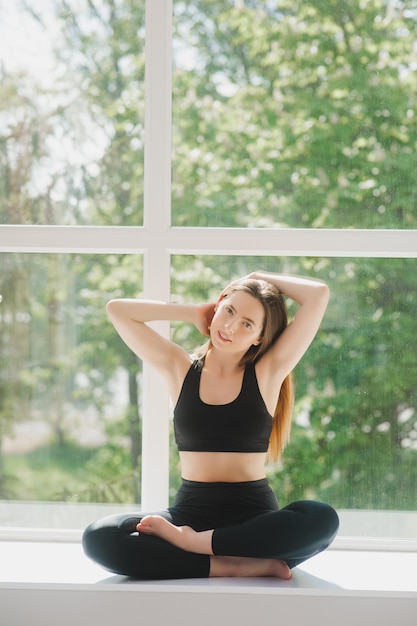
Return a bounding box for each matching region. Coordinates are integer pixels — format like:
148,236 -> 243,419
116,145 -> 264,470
140,0 -> 173,510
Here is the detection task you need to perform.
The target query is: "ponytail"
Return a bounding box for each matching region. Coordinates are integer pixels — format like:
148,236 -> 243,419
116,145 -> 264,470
267,373 -> 294,462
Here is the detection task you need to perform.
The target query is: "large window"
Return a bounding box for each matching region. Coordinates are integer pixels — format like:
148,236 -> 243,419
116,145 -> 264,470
0,0 -> 416,544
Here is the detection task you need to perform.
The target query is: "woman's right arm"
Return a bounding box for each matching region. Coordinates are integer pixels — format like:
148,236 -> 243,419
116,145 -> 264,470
106,299 -> 211,384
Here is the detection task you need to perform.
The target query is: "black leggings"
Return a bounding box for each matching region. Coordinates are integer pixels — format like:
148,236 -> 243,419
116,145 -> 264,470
82,478 -> 339,580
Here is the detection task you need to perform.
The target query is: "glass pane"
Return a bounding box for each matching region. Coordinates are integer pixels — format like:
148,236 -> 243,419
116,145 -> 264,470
0,253 -> 143,528
0,1 -> 145,225
172,1 -> 417,229
170,254 -> 417,539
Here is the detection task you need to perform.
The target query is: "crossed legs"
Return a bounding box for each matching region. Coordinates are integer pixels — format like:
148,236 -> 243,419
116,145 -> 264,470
137,515 -> 292,578
136,500 -> 339,579
83,500 -> 338,580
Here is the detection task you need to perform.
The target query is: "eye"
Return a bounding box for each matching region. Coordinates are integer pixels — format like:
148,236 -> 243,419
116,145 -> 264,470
225,306 -> 233,314
243,321 -> 252,329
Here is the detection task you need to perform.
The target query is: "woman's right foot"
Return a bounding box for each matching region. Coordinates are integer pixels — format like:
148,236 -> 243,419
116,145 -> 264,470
209,555 -> 292,579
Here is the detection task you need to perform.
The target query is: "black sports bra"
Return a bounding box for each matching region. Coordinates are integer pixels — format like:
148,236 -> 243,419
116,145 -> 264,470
173,359 -> 273,453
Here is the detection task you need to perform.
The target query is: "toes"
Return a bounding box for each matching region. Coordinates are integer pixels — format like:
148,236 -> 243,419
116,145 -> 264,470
136,518 -> 153,532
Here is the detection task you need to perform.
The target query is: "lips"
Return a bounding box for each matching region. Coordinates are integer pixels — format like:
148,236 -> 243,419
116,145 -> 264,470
218,330 -> 231,343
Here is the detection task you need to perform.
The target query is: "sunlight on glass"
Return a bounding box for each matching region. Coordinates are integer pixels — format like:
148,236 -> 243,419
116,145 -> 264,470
0,253 -> 143,508
171,1 -> 417,229
0,1 -> 145,225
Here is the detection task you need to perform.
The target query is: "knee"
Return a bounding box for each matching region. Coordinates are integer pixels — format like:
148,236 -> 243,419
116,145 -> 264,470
312,501 -> 339,544
287,500 -> 339,539
317,503 -> 339,554
82,520 -> 101,560
81,515 -> 117,561
329,505 -> 340,534
309,500 -> 339,530
82,513 -> 141,562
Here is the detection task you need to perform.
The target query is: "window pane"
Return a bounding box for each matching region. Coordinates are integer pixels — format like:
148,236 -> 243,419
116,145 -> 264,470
0,253 -> 143,526
170,254 -> 417,538
172,1 -> 417,229
0,1 -> 145,226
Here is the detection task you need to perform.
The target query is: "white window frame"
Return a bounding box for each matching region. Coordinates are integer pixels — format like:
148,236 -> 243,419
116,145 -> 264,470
0,0 -> 416,534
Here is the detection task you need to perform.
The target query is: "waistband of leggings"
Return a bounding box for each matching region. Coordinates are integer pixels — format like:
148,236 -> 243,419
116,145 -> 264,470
180,477 -> 269,490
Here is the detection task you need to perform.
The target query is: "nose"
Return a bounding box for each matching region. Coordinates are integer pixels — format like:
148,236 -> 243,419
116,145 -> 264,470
225,318 -> 237,333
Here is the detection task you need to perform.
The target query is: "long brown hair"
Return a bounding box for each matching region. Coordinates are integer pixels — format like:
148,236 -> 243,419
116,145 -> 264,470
196,278 -> 294,461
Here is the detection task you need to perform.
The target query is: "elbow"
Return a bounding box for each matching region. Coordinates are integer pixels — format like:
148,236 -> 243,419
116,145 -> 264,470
320,282 -> 330,296
106,299 -> 120,319
106,299 -> 115,313
318,283 -> 330,306
306,282 -> 330,308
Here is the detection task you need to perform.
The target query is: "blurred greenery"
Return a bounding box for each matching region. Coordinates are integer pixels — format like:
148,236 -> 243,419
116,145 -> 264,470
0,1 -> 416,513
171,0 -> 417,229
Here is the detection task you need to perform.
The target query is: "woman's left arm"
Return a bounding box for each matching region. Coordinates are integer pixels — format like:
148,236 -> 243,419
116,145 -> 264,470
251,270 -> 330,378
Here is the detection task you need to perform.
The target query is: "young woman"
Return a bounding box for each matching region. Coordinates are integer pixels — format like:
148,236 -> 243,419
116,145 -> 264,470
82,270 -> 339,580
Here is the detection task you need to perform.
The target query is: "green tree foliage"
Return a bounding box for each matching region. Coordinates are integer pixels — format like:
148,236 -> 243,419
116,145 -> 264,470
172,0 -> 417,228
55,0 -> 146,225
0,252 -> 143,501
273,257 -> 417,509
0,75 -> 60,225
0,0 -> 147,500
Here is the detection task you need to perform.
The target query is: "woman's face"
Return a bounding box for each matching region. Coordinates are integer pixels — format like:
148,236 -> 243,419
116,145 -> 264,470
210,290 -> 264,355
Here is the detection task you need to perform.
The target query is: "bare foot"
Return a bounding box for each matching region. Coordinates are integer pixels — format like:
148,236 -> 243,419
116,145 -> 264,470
210,555 -> 292,579
136,515 -> 213,554
136,515 -> 191,547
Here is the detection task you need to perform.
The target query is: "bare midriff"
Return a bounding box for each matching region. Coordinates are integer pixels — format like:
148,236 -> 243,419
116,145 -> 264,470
179,451 -> 267,483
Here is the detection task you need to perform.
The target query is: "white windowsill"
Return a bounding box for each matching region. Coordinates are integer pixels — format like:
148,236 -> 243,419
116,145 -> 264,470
1,538 -> 416,626
1,538 -> 416,593
1,529 -> 416,626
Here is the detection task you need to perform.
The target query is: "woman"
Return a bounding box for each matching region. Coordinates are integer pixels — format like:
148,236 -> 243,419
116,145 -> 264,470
83,270 -> 339,580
